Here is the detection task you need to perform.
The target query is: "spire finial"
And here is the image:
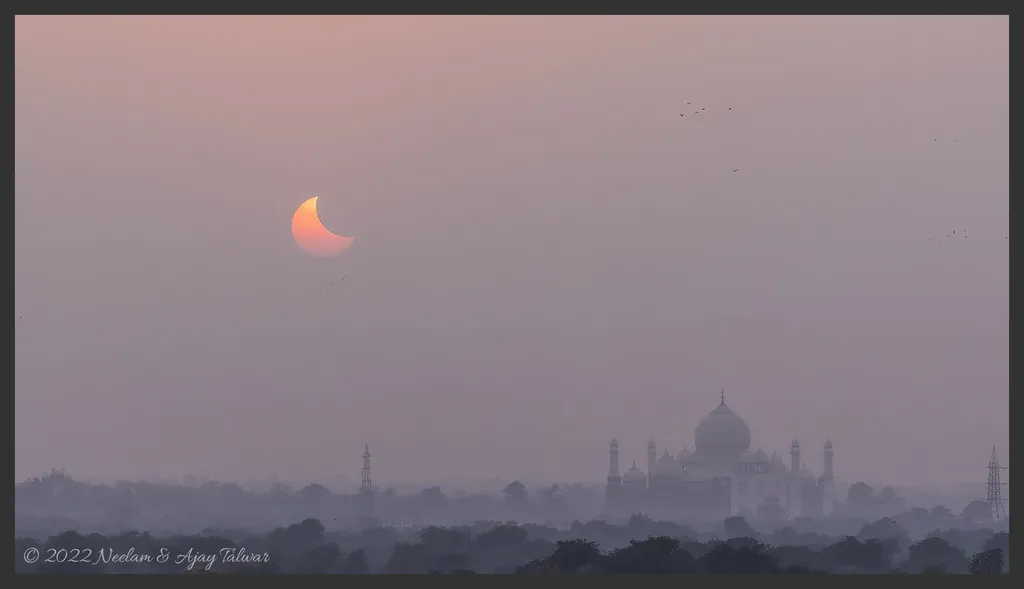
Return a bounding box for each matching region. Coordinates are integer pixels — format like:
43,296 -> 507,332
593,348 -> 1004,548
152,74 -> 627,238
721,388 -> 725,404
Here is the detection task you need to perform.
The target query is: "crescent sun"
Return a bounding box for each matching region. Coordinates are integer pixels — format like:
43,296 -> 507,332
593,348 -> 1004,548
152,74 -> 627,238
291,196 -> 355,258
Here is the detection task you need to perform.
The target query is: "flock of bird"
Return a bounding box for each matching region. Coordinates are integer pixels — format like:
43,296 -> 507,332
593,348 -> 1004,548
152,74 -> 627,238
930,230 -> 970,246
677,100 -> 1006,246
679,101 -> 740,172
929,230 -> 1008,246
679,101 -> 731,117
325,275 -> 347,294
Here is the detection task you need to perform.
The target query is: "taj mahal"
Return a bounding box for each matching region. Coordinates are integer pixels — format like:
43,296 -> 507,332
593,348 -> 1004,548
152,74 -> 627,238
605,392 -> 834,521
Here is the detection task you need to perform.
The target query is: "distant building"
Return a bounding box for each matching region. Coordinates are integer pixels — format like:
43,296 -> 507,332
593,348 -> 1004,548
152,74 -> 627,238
605,393 -> 834,520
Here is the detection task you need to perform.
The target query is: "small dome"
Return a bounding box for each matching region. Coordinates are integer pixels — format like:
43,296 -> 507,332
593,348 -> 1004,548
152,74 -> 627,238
740,450 -> 757,462
653,450 -> 685,477
623,461 -> 647,483
694,398 -> 751,455
675,446 -> 695,462
754,448 -> 769,462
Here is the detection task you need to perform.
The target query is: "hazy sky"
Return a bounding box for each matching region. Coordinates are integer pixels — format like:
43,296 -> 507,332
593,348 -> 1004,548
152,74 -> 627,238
15,15 -> 1008,487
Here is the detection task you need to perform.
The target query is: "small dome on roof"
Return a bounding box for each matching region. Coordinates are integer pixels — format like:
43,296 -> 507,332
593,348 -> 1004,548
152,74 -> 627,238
675,446 -> 695,462
623,461 -> 647,483
754,447 -> 769,462
654,450 -> 685,477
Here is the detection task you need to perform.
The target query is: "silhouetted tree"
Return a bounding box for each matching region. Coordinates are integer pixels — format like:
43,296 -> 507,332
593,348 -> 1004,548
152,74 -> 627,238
698,541 -> 779,573
982,532 -> 1008,571
544,539 -> 603,573
605,536 -> 695,573
300,543 -> 341,573
420,526 -> 471,555
502,481 -> 527,501
339,549 -> 369,574
384,542 -> 431,574
475,524 -> 527,551
903,537 -> 968,574
930,505 -> 955,524
961,500 -> 992,526
298,484 -> 332,503
968,548 -> 1004,575
723,516 -> 757,539
821,537 -> 891,573
856,517 -> 908,555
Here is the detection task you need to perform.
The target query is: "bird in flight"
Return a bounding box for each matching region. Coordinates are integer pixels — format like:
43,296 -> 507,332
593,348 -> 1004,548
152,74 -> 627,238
686,101 -> 691,105
701,107 -> 706,111
732,168 -> 739,172
728,107 -> 732,111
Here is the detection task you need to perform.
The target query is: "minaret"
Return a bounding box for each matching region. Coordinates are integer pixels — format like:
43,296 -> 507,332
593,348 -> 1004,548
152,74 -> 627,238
789,438 -> 802,518
790,438 -> 801,473
647,439 -> 657,490
606,438 -> 622,510
607,438 -> 622,482
822,438 -> 835,515
824,438 -> 833,480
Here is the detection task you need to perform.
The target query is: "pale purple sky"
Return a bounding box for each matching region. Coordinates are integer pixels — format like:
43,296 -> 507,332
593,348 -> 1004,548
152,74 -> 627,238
15,16 -> 1007,487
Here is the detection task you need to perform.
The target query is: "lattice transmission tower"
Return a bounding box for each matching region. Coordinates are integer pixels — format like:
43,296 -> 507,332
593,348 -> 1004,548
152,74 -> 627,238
986,445 -> 1008,523
360,443 -> 372,493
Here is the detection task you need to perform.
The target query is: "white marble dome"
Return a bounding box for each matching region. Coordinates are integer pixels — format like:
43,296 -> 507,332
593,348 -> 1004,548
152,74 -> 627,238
694,399 -> 751,455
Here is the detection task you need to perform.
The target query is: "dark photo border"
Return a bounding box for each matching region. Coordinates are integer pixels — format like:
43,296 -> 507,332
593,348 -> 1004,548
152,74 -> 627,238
8,7 -> 1018,584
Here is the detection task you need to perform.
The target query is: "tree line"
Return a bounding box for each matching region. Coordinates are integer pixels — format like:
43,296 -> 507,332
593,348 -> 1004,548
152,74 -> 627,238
15,514 -> 1008,574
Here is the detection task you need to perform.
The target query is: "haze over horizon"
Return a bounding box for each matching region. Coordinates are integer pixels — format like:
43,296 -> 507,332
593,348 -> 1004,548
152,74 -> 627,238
15,15 -> 1008,487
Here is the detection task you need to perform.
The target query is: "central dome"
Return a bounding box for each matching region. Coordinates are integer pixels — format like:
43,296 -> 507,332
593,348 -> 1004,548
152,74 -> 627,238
694,399 -> 751,455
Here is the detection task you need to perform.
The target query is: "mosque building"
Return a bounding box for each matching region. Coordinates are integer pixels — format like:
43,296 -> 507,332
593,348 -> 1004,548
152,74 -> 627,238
605,392 -> 834,520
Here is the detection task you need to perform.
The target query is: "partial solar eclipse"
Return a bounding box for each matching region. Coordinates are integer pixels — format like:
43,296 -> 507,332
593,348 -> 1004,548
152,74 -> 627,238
291,196 -> 354,258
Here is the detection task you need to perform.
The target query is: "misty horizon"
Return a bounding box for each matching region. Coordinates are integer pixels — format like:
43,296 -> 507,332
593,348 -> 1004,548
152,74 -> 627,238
15,15 -> 1008,488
